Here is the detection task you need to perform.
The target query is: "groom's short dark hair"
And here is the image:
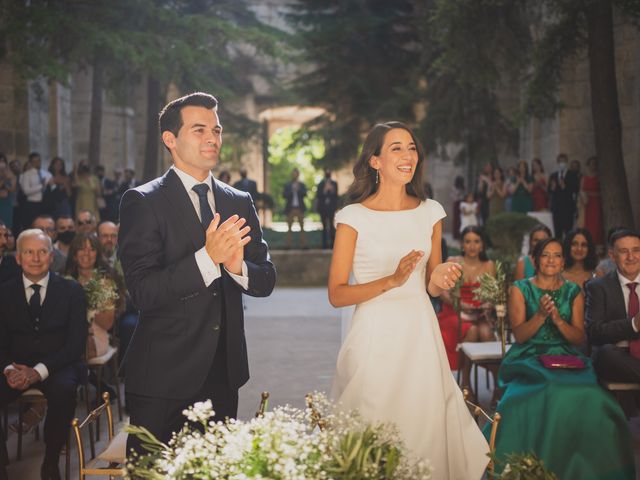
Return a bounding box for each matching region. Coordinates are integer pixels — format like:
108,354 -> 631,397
159,92 -> 218,137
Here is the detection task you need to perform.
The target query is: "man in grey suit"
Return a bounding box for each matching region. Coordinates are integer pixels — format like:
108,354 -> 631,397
586,229 -> 640,382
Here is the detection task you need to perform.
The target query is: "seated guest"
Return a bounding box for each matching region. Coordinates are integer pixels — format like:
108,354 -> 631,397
488,238 -> 634,479
4,228 -> 15,255
562,227 -> 601,291
64,233 -> 123,360
75,209 -> 97,235
0,229 -> 87,480
586,229 -> 640,385
595,226 -> 626,277
97,221 -> 119,270
53,215 -> 75,259
96,221 -> 137,370
32,215 -> 65,273
0,221 -> 18,283
514,224 -> 551,280
438,226 -> 497,394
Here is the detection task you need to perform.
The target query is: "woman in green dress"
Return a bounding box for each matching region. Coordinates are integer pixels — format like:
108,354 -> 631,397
509,160 -> 534,213
514,224 -> 552,280
487,238 -> 635,479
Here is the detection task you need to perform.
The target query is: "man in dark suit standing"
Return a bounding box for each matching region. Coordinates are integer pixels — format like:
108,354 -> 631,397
548,153 -> 579,238
315,168 -> 338,249
586,229 -> 640,383
0,229 -> 87,480
0,221 -> 18,284
232,168 -> 258,201
283,168 -> 307,248
118,92 -> 276,454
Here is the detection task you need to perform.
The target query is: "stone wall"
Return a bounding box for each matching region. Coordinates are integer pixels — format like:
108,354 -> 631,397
270,249 -> 332,287
519,12 -> 640,228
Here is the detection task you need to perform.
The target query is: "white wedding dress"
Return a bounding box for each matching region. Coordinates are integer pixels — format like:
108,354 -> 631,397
331,200 -> 489,479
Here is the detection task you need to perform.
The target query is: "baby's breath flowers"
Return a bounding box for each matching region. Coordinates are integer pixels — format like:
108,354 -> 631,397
126,393 -> 432,479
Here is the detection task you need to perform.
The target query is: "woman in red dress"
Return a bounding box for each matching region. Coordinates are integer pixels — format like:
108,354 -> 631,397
531,158 -> 548,211
437,226 -> 496,392
579,156 -> 603,246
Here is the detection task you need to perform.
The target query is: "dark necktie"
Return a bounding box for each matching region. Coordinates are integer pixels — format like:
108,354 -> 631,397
29,284 -> 42,323
192,183 -> 214,229
627,283 -> 640,358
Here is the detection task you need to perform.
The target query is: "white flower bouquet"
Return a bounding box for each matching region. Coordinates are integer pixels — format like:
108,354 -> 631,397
125,393 -> 432,479
84,270 -> 119,320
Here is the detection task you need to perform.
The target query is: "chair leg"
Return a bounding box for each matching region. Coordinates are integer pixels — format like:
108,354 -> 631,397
83,384 -> 96,460
472,363 -> 477,396
65,433 -> 70,480
95,367 -> 102,442
2,407 -> 7,441
17,406 -> 23,461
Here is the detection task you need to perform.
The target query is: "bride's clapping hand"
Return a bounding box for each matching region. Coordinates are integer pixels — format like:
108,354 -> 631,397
430,262 -> 462,291
389,250 -> 424,288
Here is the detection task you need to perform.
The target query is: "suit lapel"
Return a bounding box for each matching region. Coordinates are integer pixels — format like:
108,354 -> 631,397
160,169 -> 205,251
606,271 -> 628,318
41,273 -> 61,322
212,178 -> 235,222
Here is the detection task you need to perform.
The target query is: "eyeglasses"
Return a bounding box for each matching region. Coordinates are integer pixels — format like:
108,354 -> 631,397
77,220 -> 94,226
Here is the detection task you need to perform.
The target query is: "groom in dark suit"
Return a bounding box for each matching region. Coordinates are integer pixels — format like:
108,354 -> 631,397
586,229 -> 640,383
118,92 -> 276,453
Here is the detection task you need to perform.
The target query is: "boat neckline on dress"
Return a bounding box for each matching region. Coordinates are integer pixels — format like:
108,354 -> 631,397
356,199 -> 425,213
525,277 -> 567,292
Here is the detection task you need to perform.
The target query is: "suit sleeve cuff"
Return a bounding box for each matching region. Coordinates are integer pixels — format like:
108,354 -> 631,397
225,261 -> 249,290
33,363 -> 49,381
632,317 -> 639,333
195,247 -> 222,287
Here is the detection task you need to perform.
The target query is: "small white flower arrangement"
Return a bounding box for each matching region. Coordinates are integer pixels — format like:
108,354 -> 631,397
84,270 -> 119,321
125,393 -> 432,479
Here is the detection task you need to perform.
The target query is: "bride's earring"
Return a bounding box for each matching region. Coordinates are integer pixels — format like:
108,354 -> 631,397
375,169 -> 379,184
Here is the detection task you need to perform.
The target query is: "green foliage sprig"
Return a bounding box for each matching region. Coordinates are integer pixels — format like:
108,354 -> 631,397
473,260 -> 508,306
125,394 -> 432,479
498,452 -> 558,480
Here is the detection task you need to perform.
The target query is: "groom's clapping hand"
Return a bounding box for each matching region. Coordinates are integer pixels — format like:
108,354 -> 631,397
205,213 -> 252,273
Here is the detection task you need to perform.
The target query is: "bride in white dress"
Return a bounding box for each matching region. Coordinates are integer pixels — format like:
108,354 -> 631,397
328,122 -> 489,479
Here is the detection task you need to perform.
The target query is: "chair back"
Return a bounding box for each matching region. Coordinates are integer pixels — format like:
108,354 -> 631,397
255,391 -> 270,417
463,389 -> 502,479
71,392 -> 115,475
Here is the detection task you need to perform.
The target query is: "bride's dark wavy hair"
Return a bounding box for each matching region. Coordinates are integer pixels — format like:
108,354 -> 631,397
345,122 -> 426,205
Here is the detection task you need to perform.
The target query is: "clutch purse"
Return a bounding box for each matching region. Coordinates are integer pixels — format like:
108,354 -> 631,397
538,354 -> 585,369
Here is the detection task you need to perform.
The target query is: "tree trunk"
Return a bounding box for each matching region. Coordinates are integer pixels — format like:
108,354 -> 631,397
585,0 -> 635,231
88,59 -> 103,168
143,76 -> 162,182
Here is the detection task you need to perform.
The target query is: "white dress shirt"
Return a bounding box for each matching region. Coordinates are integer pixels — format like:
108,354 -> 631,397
618,271 -> 640,337
3,273 -> 51,381
171,166 -> 249,289
19,168 -> 52,202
